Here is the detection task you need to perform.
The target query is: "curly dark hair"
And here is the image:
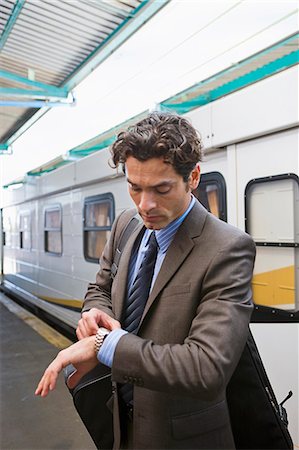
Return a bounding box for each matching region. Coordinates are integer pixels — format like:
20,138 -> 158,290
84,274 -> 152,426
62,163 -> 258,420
110,112 -> 203,181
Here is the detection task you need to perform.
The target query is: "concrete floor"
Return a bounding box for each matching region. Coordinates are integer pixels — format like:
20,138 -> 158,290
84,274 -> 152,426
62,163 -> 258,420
0,297 -> 96,450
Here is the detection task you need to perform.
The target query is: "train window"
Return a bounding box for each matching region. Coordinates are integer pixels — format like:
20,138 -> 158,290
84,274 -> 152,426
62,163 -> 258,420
193,172 -> 227,221
44,205 -> 62,255
19,212 -> 31,250
83,193 -> 115,263
245,174 -> 299,315
2,213 -> 11,247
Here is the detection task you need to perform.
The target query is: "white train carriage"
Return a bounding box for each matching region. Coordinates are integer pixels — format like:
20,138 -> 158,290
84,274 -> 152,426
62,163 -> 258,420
1,61 -> 298,443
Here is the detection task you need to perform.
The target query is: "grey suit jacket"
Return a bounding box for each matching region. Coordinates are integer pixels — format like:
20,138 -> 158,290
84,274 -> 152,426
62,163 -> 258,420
83,200 -> 256,450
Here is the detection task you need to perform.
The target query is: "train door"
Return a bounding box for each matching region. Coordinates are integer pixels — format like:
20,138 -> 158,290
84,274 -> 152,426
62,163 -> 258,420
235,128 -> 299,311
0,208 -> 3,281
235,127 -> 299,445
245,174 -> 298,311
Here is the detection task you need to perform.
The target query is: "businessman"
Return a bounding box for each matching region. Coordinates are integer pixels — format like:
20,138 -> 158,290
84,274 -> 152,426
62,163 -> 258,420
36,112 -> 256,449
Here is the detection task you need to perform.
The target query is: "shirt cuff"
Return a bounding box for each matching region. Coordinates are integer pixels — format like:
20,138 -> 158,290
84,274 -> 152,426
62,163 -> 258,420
98,328 -> 128,367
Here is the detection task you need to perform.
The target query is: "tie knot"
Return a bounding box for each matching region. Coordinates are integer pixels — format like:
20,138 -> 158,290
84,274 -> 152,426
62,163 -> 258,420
148,231 -> 158,250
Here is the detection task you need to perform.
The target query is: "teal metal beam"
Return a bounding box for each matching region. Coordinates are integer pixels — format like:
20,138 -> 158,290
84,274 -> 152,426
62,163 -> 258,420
26,160 -> 70,176
67,110 -> 148,158
63,0 -> 170,91
0,98 -> 75,107
0,144 -> 12,155
5,108 -> 50,146
0,88 -> 69,100
0,0 -> 26,50
67,138 -> 115,158
2,179 -> 25,189
93,0 -> 135,17
0,70 -> 69,98
209,51 -> 299,103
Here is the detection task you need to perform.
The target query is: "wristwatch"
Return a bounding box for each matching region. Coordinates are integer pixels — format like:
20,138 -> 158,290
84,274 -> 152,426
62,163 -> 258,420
94,327 -> 110,355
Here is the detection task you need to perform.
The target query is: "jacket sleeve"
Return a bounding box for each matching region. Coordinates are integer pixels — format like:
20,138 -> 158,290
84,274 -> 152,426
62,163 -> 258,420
82,209 -> 135,317
111,232 -> 256,401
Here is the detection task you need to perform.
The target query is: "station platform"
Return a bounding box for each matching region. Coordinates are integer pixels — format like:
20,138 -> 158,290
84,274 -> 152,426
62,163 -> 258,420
0,292 -> 95,450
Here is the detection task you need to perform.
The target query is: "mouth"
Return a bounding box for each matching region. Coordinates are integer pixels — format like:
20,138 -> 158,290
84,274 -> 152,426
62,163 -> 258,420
141,214 -> 162,222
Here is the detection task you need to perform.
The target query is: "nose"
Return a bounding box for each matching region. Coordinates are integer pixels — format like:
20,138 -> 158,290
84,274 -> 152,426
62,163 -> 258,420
138,191 -> 157,212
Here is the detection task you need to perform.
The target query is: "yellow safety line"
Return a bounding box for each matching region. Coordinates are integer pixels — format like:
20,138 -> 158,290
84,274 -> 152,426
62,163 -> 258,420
0,293 -> 72,349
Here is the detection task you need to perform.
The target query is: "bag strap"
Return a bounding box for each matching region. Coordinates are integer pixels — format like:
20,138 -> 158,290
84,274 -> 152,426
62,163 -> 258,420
111,214 -> 140,279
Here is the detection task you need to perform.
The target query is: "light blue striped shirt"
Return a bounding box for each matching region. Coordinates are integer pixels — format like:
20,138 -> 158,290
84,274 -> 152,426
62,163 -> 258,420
98,195 -> 195,367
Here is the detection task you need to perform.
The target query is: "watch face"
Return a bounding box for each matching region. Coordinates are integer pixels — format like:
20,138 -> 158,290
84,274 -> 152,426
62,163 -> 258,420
98,327 -> 109,337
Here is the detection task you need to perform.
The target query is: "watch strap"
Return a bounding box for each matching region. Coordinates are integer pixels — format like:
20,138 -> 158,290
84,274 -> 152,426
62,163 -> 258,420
94,327 -> 110,355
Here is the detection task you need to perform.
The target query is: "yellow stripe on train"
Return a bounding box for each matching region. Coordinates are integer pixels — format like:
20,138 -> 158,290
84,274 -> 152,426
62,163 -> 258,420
39,266 -> 295,310
252,265 -> 295,307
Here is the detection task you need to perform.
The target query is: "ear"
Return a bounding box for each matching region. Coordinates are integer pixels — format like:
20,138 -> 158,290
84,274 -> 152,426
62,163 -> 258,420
189,164 -> 200,190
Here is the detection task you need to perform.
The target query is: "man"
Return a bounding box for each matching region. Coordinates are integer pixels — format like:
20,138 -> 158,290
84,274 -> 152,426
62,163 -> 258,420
36,112 -> 256,450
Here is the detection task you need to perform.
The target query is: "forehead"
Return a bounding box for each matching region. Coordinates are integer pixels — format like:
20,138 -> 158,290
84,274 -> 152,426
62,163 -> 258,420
125,156 -> 181,186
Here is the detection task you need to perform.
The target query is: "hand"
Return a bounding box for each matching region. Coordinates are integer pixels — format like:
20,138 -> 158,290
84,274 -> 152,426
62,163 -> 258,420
35,336 -> 97,397
76,308 -> 121,339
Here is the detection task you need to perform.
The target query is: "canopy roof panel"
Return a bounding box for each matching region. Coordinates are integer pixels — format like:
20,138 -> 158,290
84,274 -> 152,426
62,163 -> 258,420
0,0 -> 168,148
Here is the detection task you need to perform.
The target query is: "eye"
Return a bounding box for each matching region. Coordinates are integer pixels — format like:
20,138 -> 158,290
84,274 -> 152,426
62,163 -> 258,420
155,185 -> 172,194
129,184 -> 141,192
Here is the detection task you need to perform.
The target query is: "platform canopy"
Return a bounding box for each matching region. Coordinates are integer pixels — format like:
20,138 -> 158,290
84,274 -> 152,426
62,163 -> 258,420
0,0 -> 169,154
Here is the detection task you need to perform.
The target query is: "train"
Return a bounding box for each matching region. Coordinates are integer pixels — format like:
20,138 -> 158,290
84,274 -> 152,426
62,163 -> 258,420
1,41 -> 298,443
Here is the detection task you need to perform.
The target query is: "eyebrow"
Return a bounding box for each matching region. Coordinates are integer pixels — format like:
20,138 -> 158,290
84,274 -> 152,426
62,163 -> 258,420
126,178 -> 175,189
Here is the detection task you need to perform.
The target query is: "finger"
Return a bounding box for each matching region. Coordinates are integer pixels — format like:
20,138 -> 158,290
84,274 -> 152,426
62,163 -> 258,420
35,355 -> 64,397
76,326 -> 83,340
35,369 -> 51,396
82,311 -> 99,335
35,371 -> 57,397
35,377 -> 46,396
76,318 -> 89,339
103,316 -> 121,331
84,322 -> 98,336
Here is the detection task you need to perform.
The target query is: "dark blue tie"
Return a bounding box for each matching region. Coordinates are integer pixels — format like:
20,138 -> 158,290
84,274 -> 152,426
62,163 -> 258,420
122,231 -> 158,333
120,231 -> 158,405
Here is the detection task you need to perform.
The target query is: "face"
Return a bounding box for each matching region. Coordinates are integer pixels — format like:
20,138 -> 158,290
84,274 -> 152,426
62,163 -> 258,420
125,156 -> 200,230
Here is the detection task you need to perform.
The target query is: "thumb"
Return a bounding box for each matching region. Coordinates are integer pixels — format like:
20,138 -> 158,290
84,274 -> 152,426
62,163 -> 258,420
66,359 -> 98,390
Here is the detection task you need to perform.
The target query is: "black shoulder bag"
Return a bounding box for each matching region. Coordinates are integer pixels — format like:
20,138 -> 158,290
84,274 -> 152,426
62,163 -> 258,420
227,330 -> 293,449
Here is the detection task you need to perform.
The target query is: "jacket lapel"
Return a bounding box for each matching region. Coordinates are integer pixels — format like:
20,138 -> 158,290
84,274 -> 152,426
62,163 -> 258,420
140,200 -> 208,322
113,222 -> 145,319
